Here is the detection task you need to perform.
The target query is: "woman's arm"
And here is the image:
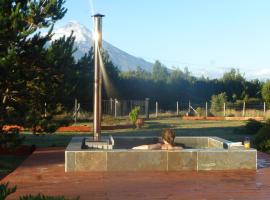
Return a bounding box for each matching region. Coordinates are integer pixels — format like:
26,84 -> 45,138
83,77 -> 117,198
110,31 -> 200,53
132,143 -> 162,150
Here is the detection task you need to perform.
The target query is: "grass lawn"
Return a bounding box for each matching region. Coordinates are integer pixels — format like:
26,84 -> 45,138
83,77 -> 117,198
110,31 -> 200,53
22,118 -> 250,148
0,155 -> 28,179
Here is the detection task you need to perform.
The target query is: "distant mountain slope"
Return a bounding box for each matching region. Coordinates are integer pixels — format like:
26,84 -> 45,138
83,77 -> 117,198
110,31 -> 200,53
51,21 -> 153,72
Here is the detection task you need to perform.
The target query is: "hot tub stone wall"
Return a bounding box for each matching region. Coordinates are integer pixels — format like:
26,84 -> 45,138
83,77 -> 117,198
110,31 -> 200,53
197,150 -> 257,170
65,137 -> 257,172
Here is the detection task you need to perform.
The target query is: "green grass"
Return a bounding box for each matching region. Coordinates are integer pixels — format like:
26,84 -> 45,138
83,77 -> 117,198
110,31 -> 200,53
21,118 -> 249,148
22,133 -> 87,148
0,155 -> 27,179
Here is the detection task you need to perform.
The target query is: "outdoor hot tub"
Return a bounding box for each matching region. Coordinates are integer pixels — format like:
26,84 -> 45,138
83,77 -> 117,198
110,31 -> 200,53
65,136 -> 257,172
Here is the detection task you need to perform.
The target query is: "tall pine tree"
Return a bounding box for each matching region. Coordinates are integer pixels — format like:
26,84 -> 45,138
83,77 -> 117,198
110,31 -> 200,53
0,0 -> 67,128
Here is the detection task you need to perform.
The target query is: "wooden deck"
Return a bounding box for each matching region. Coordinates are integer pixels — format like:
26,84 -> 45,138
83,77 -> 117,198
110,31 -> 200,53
1,148 -> 270,200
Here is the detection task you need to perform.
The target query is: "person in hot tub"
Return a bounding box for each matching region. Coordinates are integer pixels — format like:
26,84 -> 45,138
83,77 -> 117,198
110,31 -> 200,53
132,129 -> 183,150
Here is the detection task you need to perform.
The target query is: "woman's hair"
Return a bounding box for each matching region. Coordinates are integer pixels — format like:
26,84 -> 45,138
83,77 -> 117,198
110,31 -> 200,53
161,129 -> 175,145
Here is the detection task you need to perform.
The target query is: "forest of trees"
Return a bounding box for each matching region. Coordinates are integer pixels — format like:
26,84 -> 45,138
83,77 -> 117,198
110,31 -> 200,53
0,0 -> 269,129
119,62 -> 264,110
68,52 -> 266,111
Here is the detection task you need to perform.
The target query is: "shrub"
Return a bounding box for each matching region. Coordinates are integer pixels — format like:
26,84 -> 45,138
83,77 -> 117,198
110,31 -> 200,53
2,125 -> 23,134
32,117 -> 73,134
254,123 -> 270,152
210,92 -> 227,113
0,132 -> 25,148
195,107 -> 203,116
129,106 -> 140,124
0,182 -> 16,200
262,81 -> 270,106
245,119 -> 263,134
39,119 -> 58,133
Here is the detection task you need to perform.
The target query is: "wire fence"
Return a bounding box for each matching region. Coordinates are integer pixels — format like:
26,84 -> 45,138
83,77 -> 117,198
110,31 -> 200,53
102,99 -> 146,116
67,99 -> 269,122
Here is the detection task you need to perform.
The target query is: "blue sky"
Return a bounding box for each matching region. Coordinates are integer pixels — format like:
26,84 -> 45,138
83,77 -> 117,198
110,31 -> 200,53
55,0 -> 270,79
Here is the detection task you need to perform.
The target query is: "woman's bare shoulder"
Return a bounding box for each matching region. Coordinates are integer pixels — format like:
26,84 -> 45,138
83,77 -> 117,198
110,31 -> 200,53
148,143 -> 162,150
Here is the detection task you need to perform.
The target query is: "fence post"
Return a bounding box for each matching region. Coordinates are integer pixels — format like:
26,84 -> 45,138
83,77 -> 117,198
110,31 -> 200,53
77,103 -> 81,118
44,102 -> 47,118
264,102 -> 266,116
242,101 -> 246,117
205,102 -> 208,117
145,98 -> 150,119
176,101 -> 179,116
156,101 -> 158,117
224,102 -> 226,117
74,98 -> 78,123
110,98 -> 113,115
114,99 -> 118,118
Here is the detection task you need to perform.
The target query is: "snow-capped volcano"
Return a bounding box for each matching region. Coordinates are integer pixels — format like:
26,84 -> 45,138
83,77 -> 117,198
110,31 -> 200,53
52,21 -> 153,72
52,21 -> 90,43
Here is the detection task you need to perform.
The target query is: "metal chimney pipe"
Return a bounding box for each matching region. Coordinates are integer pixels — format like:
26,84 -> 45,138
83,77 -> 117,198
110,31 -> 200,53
92,13 -> 104,141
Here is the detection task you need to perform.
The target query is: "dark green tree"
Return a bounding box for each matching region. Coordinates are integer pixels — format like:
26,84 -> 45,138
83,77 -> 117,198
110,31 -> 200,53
210,92 -> 227,113
220,68 -> 245,100
152,60 -> 169,82
0,0 -> 67,129
101,51 -> 120,98
25,34 -> 77,132
74,49 -> 94,111
75,49 -> 120,111
262,81 -> 270,106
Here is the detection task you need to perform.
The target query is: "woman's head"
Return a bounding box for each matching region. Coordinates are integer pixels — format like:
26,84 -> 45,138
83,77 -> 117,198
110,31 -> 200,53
161,129 -> 175,145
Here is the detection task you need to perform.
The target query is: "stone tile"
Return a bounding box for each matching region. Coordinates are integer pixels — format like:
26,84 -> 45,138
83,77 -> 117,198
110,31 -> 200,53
208,138 -> 223,148
107,151 -> 167,171
198,150 -> 257,170
65,151 -> 75,172
66,137 -> 85,151
174,137 -> 208,148
168,151 -> 197,171
174,137 -> 197,148
196,138 -> 208,148
75,151 -> 107,171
